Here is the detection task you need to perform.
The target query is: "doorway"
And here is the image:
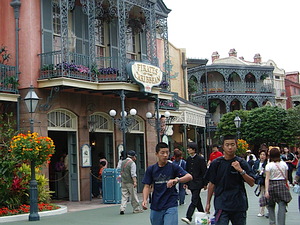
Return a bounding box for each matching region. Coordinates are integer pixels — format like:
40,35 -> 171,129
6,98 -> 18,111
90,132 -> 113,198
48,131 -> 78,201
126,133 -> 145,193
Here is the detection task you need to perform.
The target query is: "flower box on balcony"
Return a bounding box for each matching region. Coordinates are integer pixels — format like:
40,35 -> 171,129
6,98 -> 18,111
98,73 -> 117,80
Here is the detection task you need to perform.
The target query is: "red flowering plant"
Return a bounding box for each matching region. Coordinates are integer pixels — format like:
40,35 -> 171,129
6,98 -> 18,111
0,203 -> 59,217
9,131 -> 55,166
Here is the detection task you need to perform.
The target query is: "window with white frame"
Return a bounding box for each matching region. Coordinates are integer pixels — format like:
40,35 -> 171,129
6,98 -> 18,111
48,109 -> 77,130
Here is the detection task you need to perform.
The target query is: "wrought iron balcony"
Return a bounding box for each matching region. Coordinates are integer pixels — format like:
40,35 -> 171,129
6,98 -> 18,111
159,99 -> 179,110
199,81 -> 274,94
39,51 -> 128,82
0,64 -> 18,93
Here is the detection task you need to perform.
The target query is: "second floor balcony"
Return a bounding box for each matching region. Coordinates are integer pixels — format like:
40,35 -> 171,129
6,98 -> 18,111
0,64 -> 18,94
39,51 -> 129,82
199,81 -> 274,95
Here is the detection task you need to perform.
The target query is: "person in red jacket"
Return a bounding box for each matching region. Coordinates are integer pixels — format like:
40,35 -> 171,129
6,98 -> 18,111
207,144 -> 223,167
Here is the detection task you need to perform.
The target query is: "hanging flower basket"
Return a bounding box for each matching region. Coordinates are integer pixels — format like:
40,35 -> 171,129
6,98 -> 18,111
9,132 -> 55,166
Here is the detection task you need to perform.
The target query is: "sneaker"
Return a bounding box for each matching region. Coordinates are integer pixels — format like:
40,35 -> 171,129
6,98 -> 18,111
133,209 -> 143,214
120,211 -> 124,215
181,217 -> 191,224
257,213 -> 264,217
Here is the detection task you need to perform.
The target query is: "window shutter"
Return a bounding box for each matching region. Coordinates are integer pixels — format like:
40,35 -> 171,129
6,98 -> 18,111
74,6 -> 83,54
41,0 -> 53,53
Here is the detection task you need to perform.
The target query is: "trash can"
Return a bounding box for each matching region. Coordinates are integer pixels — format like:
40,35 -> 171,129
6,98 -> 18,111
102,168 -> 121,204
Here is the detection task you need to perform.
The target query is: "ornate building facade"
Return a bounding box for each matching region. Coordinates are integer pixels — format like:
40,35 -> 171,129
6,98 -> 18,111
0,0 -> 206,201
188,49 -> 276,133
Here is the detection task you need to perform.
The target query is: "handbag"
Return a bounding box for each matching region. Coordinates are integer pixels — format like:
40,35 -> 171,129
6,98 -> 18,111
292,184 -> 300,194
292,158 -> 298,167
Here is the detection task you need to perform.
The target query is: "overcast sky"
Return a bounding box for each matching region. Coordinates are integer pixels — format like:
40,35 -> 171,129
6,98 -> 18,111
163,0 -> 299,72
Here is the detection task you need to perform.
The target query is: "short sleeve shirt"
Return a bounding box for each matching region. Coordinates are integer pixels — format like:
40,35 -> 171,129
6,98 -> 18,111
142,162 -> 187,211
265,161 -> 288,180
204,156 -> 255,211
209,151 -> 223,162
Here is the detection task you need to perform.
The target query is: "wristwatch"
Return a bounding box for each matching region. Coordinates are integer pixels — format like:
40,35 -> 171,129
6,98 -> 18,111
173,177 -> 180,185
240,170 -> 246,175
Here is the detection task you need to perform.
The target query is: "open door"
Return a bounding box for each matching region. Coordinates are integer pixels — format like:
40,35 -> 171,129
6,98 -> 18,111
68,131 -> 79,201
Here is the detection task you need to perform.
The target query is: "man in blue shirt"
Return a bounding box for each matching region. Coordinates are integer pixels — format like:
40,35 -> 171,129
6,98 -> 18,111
142,142 -> 192,225
205,135 -> 255,225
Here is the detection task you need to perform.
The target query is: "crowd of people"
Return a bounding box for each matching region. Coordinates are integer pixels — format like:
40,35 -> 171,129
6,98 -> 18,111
97,137 -> 299,225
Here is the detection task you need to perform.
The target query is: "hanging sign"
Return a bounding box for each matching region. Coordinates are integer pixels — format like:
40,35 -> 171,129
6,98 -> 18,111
127,62 -> 163,92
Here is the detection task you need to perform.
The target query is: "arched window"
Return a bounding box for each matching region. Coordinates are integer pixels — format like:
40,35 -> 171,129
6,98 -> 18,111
129,116 -> 144,134
88,112 -> 113,132
48,109 -> 77,131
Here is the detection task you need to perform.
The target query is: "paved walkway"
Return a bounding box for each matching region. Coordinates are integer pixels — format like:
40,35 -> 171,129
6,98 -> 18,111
3,185 -> 300,225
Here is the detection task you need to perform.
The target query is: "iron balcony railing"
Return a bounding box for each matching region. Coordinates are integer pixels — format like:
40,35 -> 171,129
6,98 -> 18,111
199,81 -> 274,94
0,64 -> 18,93
39,51 -> 130,82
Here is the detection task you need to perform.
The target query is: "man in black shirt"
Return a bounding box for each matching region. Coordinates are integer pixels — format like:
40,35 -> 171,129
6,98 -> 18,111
205,135 -> 255,225
181,142 -> 207,224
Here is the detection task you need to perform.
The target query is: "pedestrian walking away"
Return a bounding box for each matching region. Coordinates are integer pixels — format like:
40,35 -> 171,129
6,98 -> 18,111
265,148 -> 292,225
142,142 -> 192,225
205,135 -> 255,225
181,142 -> 208,225
119,150 -> 143,215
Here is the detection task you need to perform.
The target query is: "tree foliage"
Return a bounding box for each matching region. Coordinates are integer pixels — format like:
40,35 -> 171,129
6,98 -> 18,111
286,105 -> 300,145
215,110 -> 249,141
243,106 -> 293,145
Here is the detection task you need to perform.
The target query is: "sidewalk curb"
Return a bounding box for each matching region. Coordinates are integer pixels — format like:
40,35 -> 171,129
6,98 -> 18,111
0,205 -> 67,223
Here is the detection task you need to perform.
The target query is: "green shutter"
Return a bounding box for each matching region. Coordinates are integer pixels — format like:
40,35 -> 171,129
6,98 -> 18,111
74,6 -> 84,54
41,0 -> 53,53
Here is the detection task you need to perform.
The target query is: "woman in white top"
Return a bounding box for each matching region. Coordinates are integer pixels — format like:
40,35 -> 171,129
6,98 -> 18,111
265,148 -> 292,225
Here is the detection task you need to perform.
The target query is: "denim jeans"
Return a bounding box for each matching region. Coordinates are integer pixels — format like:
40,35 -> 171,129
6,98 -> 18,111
150,206 -> 178,225
178,183 -> 186,205
215,210 -> 246,225
267,201 -> 287,225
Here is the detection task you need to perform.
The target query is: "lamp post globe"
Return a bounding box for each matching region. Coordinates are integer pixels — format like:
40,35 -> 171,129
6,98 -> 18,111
164,111 -> 170,118
146,112 -> 152,119
24,87 -> 39,114
109,109 -> 116,117
234,115 -> 241,139
130,108 -> 137,116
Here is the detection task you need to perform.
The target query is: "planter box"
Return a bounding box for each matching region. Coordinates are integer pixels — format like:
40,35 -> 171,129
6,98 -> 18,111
98,74 -> 117,80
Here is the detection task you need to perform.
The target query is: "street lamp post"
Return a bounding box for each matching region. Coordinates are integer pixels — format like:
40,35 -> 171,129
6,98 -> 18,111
234,114 -> 242,139
109,108 -> 137,155
146,110 -> 171,144
24,86 -> 40,221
